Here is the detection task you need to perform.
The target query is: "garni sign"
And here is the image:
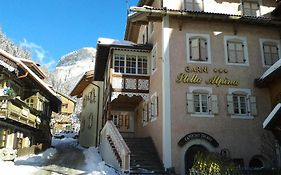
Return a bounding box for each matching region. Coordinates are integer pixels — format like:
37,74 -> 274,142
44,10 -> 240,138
176,66 -> 239,87
178,132 -> 219,147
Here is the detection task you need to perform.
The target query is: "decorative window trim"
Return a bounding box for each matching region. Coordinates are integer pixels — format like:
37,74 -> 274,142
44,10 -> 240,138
227,88 -> 257,119
259,38 -> 281,67
88,113 -> 94,129
187,86 -> 217,117
151,43 -> 158,75
186,33 -> 211,64
224,35 -> 249,66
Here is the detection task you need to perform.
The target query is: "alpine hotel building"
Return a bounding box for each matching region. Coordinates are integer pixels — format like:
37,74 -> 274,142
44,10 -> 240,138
94,0 -> 281,174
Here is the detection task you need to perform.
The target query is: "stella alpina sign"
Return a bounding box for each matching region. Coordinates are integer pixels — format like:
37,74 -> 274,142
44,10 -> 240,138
176,66 -> 239,87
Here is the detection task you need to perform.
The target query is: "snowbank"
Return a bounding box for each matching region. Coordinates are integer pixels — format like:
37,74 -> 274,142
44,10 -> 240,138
83,147 -> 118,175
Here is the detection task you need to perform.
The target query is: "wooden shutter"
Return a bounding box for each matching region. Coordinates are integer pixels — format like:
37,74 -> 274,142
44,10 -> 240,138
227,95 -> 234,115
250,96 -> 257,116
211,95 -> 218,114
187,93 -> 194,113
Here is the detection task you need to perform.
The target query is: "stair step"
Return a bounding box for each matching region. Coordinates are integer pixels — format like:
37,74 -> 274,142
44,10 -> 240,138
124,137 -> 166,174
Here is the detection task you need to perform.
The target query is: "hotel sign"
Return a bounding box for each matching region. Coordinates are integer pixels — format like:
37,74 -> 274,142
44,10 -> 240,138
176,66 -> 239,87
178,132 -> 219,147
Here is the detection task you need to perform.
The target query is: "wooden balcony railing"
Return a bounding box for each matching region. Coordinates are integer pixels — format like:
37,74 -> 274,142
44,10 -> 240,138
0,96 -> 39,128
111,74 -> 149,93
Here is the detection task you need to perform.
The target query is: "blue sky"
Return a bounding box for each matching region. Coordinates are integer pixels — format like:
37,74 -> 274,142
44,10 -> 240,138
0,0 -> 138,70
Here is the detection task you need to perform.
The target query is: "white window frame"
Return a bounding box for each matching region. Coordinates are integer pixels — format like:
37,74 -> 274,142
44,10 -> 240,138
183,0 -> 204,11
224,35 -> 249,66
188,86 -> 216,118
150,92 -> 158,122
186,33 -> 211,64
113,51 -> 150,76
227,88 -> 256,119
259,39 -> 281,67
242,0 -> 260,17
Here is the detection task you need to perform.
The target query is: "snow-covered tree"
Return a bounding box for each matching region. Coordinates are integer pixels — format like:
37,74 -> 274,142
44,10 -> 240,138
0,29 -> 31,59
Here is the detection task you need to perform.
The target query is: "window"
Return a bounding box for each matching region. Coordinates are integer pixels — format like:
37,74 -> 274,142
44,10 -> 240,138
261,40 -> 280,66
114,54 -> 125,73
233,94 -> 247,115
0,129 -> 7,148
186,34 -> 211,64
227,40 -> 245,63
25,98 -> 34,108
137,56 -> 148,74
151,44 -> 157,73
113,53 -> 148,75
243,1 -> 260,16
150,93 -> 158,121
224,36 -> 249,66
190,37 -> 207,61
227,88 -> 257,119
184,0 -> 203,11
194,93 -> 208,113
187,87 -> 218,117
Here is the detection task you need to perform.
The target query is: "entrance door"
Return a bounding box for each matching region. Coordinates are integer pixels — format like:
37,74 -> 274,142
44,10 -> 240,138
185,145 -> 207,174
111,111 -> 134,134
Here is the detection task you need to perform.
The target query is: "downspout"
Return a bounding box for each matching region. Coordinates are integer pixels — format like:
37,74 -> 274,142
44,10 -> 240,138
86,80 -> 101,147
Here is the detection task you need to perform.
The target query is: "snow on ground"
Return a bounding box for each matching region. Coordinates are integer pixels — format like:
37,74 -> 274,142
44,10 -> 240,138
0,138 -> 119,175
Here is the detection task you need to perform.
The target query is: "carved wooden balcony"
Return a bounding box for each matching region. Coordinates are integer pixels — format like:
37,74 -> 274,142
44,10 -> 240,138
0,96 -> 39,128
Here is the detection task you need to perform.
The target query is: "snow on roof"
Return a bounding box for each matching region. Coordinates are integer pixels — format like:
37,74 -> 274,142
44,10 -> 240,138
260,59 -> 281,80
0,49 -> 59,100
263,103 -> 281,129
97,37 -> 136,46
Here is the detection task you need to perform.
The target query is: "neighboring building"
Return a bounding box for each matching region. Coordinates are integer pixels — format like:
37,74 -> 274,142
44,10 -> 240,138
70,70 -> 103,147
51,92 -> 76,133
94,0 -> 281,174
0,49 -> 61,158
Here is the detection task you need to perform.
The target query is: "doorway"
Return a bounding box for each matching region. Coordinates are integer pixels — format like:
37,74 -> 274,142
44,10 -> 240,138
185,145 -> 207,174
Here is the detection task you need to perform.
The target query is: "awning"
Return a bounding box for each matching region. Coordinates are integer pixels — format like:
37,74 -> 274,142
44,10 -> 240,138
263,103 -> 281,129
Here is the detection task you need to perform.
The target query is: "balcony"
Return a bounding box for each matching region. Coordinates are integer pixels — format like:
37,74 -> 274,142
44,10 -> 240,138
111,74 -> 150,102
0,96 -> 39,128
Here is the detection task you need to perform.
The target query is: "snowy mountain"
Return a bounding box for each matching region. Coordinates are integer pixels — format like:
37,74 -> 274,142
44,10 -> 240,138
48,47 -> 96,115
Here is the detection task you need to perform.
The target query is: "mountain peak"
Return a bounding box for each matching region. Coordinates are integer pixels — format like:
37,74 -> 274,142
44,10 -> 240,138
57,47 -> 96,67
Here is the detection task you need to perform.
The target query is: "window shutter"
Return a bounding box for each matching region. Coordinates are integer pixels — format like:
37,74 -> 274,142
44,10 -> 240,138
211,95 -> 218,114
227,95 -> 234,115
250,96 -> 257,116
187,93 -> 194,113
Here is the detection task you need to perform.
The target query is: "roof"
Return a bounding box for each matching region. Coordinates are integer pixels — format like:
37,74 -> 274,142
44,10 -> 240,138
263,103 -> 281,129
125,6 -> 281,41
94,38 -> 152,81
70,70 -> 94,98
255,59 -> 281,87
0,49 -> 61,112
19,58 -> 47,79
57,91 -> 76,103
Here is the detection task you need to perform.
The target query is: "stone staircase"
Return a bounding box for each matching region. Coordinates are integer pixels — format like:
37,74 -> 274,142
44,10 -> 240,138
124,137 -> 167,174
